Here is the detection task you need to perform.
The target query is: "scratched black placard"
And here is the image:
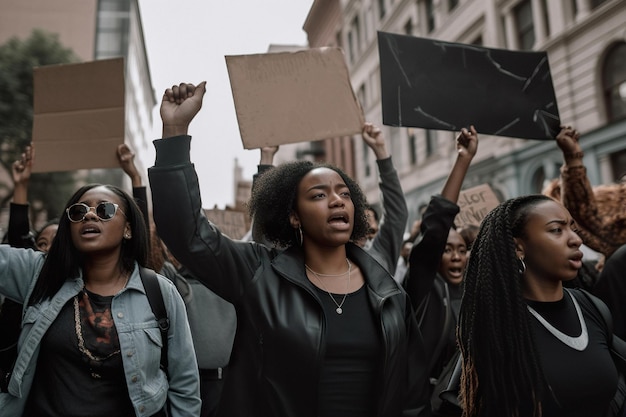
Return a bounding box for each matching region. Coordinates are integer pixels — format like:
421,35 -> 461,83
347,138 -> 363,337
378,32 -> 561,140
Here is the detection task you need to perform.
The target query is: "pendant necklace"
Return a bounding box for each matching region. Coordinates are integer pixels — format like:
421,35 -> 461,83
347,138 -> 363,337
306,259 -> 352,314
526,291 -> 588,351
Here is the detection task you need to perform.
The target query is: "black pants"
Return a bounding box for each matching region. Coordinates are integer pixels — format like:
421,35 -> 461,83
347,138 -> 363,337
199,368 -> 227,417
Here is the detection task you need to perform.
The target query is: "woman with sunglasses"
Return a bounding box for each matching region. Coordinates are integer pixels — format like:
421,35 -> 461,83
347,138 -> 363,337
0,184 -> 200,416
149,82 -> 430,417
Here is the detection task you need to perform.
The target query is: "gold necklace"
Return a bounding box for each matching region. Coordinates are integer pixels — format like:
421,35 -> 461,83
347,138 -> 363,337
306,259 -> 352,314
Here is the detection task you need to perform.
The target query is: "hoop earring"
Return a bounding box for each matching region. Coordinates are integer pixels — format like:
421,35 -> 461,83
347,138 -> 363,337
517,257 -> 526,275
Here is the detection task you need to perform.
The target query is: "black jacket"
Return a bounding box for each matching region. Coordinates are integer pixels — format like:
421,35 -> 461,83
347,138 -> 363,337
148,135 -> 431,417
404,195 -> 460,379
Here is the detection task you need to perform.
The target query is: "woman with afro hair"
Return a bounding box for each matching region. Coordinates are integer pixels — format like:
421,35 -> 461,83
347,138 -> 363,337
149,81 -> 431,417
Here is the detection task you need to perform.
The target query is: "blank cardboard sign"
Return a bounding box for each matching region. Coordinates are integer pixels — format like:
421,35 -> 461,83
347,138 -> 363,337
378,32 -> 561,140
32,58 -> 125,173
226,47 -> 365,149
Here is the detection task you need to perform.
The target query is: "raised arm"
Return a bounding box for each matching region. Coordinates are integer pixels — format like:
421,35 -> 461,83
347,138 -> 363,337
405,126 -> 478,311
556,125 -> 626,256
8,144 -> 36,248
117,143 -> 149,231
149,82 -> 259,303
361,122 -> 408,275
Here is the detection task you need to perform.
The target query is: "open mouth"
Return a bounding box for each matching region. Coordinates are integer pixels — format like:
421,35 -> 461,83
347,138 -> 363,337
81,226 -> 101,235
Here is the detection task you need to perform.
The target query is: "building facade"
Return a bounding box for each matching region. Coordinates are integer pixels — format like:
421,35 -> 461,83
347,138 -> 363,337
0,0 -> 156,184
304,0 -> 626,234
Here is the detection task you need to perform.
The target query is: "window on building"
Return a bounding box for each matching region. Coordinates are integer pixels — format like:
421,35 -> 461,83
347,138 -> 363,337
425,0 -> 435,33
531,166 -> 546,194
425,130 -> 437,157
541,0 -> 550,36
514,0 -> 535,50
408,128 -> 418,165
378,0 -> 386,19
95,0 -> 130,59
472,36 -> 483,46
591,0 -> 608,9
390,128 -> 403,168
334,30 -> 343,48
611,150 -> 626,182
448,0 -> 459,12
348,15 -> 361,63
603,42 -> 626,122
404,18 -> 414,35
357,84 -> 367,109
363,140 -> 371,177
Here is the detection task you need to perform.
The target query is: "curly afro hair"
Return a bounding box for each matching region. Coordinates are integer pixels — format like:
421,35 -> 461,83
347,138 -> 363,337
248,160 -> 369,248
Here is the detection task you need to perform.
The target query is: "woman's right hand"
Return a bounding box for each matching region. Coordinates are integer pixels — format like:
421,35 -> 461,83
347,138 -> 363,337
160,81 -> 207,138
555,125 -> 582,163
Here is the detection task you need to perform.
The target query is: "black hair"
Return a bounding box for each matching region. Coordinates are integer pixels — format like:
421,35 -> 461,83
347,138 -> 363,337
458,194 -> 553,417
28,184 -> 148,305
34,218 -> 60,240
365,204 -> 380,223
248,160 -> 369,247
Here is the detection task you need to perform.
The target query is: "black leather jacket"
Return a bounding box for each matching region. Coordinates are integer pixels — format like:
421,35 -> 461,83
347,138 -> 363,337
148,135 -> 431,417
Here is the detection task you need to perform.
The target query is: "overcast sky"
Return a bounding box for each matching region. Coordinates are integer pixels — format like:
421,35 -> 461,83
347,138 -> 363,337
138,0 -> 314,208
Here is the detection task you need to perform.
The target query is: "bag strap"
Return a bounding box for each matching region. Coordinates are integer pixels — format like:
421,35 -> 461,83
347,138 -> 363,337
139,266 -> 170,379
570,288 -> 613,344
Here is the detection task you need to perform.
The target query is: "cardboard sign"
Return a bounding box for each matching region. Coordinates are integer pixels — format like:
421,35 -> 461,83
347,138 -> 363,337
32,58 -> 125,173
226,47 -> 365,149
204,208 -> 250,240
454,184 -> 500,228
378,32 -> 560,140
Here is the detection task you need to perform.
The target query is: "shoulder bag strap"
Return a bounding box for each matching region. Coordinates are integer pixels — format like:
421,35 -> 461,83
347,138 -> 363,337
139,266 -> 170,379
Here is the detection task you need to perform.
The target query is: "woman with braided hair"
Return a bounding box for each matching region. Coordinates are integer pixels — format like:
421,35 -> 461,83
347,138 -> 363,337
458,194 -> 620,417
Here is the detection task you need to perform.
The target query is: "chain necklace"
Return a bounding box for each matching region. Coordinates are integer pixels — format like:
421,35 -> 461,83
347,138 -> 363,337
526,291 -> 588,351
74,274 -> 128,379
306,259 -> 352,314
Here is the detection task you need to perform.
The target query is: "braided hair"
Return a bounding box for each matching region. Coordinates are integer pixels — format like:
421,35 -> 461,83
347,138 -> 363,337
458,194 -> 554,417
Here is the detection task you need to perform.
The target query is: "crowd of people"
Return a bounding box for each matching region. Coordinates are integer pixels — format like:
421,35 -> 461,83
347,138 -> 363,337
0,78 -> 625,417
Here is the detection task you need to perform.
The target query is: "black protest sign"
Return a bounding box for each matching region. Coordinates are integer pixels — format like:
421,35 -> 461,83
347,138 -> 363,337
378,32 -> 560,140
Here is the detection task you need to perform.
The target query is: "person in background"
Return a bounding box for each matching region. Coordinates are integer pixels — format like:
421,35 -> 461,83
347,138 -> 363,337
0,182 -> 200,416
149,81 -> 430,417
555,125 -> 626,259
119,141 -> 236,417
393,239 -> 413,285
458,194 -> 618,416
594,243 -> 626,338
337,123 -> 409,276
403,126 -> 477,398
6,143 -> 59,251
1,144 -> 58,392
457,224 -> 479,254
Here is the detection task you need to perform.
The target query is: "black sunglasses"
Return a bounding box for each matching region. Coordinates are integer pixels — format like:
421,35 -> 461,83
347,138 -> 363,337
66,202 -> 125,223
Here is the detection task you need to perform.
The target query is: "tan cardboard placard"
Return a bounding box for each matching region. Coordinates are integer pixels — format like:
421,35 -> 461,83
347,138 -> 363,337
32,58 -> 125,173
454,184 -> 500,229
226,47 -> 365,149
204,208 -> 249,240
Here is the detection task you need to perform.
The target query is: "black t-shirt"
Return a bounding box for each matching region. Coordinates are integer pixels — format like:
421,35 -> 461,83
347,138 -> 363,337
527,292 -> 617,417
315,284 -> 382,417
24,290 -> 134,417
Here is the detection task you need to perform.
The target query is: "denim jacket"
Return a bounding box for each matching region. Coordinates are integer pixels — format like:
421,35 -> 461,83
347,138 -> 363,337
0,245 -> 200,417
